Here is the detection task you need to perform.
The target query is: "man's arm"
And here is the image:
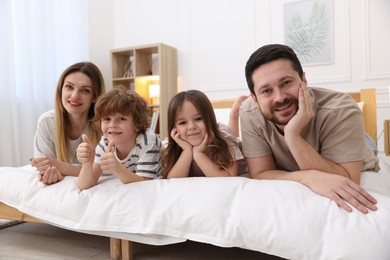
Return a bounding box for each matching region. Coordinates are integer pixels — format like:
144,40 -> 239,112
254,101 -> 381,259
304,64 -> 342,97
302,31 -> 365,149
284,133 -> 362,183
284,82 -> 363,183
247,155 -> 377,214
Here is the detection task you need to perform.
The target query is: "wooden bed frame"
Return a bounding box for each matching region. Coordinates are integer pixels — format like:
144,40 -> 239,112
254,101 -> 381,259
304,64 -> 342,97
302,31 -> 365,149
0,88 -> 377,260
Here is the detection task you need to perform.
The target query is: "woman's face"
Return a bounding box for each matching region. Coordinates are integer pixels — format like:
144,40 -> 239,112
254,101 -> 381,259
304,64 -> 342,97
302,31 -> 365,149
174,100 -> 206,147
61,72 -> 94,117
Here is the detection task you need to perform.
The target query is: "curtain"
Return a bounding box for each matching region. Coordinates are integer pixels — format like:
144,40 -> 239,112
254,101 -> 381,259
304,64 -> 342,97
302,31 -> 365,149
0,0 -> 89,166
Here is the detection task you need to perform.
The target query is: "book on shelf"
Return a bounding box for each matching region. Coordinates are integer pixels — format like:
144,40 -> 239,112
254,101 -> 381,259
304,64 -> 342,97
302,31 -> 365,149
150,109 -> 159,133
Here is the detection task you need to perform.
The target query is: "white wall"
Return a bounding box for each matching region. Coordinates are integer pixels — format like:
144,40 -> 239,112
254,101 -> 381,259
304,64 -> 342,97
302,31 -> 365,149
88,0 -> 390,151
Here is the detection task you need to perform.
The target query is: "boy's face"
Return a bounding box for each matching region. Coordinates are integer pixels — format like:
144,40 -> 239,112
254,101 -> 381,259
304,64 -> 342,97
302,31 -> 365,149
101,113 -> 139,148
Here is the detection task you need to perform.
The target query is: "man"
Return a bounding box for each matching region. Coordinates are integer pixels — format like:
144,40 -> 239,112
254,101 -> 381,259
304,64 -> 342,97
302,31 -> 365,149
240,44 -> 379,214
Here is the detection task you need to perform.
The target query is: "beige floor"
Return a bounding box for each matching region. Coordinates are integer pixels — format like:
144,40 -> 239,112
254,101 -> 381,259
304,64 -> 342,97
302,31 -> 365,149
0,221 -> 285,260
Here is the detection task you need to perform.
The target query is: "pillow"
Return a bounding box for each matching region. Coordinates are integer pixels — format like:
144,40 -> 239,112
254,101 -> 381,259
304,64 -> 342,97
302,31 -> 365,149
213,108 -> 231,126
357,101 -> 365,111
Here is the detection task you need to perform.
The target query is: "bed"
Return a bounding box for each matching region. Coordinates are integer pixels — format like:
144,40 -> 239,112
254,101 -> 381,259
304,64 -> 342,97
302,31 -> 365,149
1,88 -> 390,260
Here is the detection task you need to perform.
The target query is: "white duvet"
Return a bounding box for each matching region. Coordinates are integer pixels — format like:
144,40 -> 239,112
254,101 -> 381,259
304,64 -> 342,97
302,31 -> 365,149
1,156 -> 390,260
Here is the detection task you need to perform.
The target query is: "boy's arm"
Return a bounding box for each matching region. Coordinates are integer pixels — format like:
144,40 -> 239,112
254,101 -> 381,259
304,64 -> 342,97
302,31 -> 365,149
76,134 -> 102,190
77,162 -> 102,190
112,166 -> 151,184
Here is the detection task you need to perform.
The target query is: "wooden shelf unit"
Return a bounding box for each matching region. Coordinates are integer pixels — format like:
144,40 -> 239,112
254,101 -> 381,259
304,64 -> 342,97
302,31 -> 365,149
111,43 -> 177,140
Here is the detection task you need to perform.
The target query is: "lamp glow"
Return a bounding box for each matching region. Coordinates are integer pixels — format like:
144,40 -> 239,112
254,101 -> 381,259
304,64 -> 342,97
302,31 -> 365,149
149,84 -> 160,105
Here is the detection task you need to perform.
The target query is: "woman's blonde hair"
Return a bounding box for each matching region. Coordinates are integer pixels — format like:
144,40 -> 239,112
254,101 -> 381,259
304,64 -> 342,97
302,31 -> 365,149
161,90 -> 233,178
54,62 -> 106,163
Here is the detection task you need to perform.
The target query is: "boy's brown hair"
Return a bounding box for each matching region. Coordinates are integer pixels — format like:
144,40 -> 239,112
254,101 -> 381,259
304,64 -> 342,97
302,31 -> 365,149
94,87 -> 150,133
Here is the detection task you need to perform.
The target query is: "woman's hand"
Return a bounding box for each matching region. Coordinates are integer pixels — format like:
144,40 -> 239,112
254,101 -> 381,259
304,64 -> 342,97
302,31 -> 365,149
30,156 -> 64,184
38,166 -> 64,184
30,156 -> 56,174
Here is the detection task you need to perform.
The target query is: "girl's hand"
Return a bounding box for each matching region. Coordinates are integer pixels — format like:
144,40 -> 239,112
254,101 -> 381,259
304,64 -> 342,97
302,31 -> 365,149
284,81 -> 314,136
100,141 -> 121,173
193,133 -> 208,153
171,127 -> 192,151
76,134 -> 94,164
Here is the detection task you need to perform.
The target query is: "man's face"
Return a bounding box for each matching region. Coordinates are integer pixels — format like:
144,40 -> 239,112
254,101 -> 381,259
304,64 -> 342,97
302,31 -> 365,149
251,59 -> 306,127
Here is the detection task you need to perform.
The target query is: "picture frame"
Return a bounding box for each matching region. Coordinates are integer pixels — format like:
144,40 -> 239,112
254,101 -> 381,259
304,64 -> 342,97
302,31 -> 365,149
284,0 -> 334,66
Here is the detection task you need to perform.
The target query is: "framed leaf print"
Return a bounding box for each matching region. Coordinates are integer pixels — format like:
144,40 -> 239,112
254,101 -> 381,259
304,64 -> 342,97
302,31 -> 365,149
284,0 -> 334,66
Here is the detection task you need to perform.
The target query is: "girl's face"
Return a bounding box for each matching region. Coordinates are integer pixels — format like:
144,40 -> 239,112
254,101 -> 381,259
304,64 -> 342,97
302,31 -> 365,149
101,113 -> 139,149
61,72 -> 94,117
174,100 -> 206,147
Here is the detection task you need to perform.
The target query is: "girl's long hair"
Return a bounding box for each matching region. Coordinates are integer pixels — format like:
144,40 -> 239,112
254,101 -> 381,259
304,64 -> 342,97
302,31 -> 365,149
54,62 -> 106,162
161,90 -> 232,178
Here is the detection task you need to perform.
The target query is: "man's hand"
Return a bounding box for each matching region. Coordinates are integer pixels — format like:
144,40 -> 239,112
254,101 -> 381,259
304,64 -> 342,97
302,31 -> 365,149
304,170 -> 377,214
284,81 -> 314,136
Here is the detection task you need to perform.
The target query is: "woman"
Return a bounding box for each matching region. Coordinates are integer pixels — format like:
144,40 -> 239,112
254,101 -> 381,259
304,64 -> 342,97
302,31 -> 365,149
30,62 -> 106,184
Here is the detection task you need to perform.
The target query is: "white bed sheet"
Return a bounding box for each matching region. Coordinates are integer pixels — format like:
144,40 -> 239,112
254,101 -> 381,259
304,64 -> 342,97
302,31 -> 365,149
1,155 -> 390,260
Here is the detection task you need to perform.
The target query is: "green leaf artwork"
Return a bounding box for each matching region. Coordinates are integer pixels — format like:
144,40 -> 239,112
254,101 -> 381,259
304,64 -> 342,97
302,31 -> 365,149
285,1 -> 330,64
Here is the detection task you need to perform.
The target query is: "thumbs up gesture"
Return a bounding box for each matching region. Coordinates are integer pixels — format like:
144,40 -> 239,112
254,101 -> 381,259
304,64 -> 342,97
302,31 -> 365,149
100,140 -> 121,174
76,134 -> 94,164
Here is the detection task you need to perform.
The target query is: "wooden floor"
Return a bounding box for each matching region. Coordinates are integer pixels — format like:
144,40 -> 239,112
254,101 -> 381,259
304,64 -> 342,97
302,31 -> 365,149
0,221 -> 286,260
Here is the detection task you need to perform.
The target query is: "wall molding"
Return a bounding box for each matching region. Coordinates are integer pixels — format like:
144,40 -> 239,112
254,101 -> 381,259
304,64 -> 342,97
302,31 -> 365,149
364,0 -> 390,80
304,0 -> 351,84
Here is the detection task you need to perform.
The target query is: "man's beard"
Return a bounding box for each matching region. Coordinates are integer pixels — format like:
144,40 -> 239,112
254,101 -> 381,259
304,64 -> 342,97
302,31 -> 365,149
264,99 -> 298,126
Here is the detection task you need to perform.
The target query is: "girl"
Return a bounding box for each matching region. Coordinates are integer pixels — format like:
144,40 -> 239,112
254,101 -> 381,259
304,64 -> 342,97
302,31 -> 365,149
76,88 -> 162,190
161,90 -> 244,178
30,62 -> 106,185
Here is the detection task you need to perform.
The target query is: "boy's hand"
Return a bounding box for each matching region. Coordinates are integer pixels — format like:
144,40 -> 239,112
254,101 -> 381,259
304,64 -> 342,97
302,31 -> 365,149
100,141 -> 121,173
76,134 -> 94,164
